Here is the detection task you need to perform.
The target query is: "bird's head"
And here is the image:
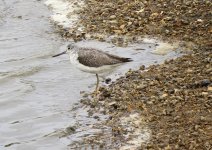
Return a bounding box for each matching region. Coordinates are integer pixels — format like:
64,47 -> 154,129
66,43 -> 75,53
52,43 -> 75,57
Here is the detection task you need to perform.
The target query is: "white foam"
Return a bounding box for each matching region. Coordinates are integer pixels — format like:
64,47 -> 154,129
151,42 -> 179,55
45,0 -> 84,29
119,112 -> 151,150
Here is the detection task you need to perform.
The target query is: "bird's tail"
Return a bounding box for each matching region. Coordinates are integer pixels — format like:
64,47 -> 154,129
120,57 -> 133,62
106,53 -> 133,63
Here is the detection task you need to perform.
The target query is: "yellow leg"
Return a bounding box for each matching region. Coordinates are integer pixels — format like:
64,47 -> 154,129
91,74 -> 99,104
95,74 -> 99,96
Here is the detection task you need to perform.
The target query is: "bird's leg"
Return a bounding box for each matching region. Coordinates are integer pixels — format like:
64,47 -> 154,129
95,73 -> 100,96
91,74 -> 100,104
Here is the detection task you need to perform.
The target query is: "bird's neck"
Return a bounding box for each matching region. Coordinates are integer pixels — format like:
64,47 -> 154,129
70,48 -> 78,55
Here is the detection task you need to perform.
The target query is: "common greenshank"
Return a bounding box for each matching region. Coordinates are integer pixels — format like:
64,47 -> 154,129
53,43 -> 132,95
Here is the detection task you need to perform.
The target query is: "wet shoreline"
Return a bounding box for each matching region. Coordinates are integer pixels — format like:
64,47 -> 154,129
47,0 -> 210,149
0,0 -> 184,149
49,0 -> 212,149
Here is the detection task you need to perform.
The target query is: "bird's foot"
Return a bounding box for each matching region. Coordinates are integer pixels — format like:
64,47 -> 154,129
90,90 -> 100,104
92,89 -> 100,97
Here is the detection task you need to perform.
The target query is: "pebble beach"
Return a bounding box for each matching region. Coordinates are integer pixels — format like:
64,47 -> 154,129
47,0 -> 211,149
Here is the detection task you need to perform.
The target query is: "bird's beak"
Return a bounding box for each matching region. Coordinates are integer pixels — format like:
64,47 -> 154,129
52,51 -> 67,57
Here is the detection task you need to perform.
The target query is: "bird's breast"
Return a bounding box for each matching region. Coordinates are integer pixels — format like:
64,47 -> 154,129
69,53 -> 79,64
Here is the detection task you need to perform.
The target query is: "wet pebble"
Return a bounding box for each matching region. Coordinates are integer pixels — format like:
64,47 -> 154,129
105,78 -> 111,84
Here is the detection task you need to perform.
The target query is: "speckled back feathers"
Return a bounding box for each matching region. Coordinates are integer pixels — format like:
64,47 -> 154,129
76,47 -> 132,67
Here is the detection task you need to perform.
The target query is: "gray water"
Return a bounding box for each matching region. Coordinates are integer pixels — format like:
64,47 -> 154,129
0,0 -> 179,149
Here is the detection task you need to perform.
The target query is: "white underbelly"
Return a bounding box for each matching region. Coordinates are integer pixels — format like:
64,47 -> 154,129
76,63 -> 120,74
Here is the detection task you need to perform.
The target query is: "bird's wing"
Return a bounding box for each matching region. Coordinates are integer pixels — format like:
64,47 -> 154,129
78,48 -> 132,67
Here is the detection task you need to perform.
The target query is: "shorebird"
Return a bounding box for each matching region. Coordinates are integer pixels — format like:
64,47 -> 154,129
53,43 -> 132,95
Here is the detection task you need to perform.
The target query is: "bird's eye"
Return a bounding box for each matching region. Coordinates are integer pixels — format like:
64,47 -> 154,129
68,47 -> 70,50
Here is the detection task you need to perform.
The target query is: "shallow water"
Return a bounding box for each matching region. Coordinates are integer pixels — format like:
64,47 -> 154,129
0,0 -> 180,149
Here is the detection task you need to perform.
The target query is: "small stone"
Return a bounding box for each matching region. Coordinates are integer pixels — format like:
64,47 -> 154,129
120,24 -> 125,29
113,30 -> 122,34
174,116 -> 180,121
127,22 -> 132,26
161,93 -> 168,98
147,100 -> 153,104
197,19 -> 203,23
200,116 -> 205,121
108,102 -> 118,109
150,13 -> 159,18
66,126 -> 76,134
186,69 -> 193,73
165,29 -> 170,34
108,101 -> 116,106
201,92 -> 208,95
164,145 -> 171,150
168,89 -> 175,94
110,15 -> 116,19
109,20 -> 118,24
105,78 -> 111,84
200,79 -> 211,87
136,8 -> 144,13
140,65 -> 145,70
17,16 -> 22,19
194,125 -> 200,130
164,16 -> 172,21
136,84 -> 147,90
208,86 -> 212,91
93,116 -> 100,120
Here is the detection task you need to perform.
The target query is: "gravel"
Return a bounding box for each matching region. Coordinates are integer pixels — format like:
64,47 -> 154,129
60,0 -> 212,149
